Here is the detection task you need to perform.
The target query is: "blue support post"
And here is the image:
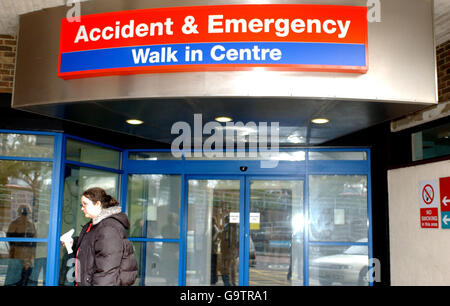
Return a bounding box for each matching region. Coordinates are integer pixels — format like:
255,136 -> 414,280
367,149 -> 374,286
303,149 -> 310,286
240,176 -> 249,286
179,173 -> 188,286
46,133 -> 65,286
120,150 -> 129,214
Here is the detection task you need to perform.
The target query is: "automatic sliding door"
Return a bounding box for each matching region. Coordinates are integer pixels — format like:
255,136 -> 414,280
248,180 -> 304,286
186,179 -> 240,286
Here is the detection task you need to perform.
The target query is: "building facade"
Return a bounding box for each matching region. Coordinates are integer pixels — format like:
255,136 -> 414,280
0,0 -> 448,286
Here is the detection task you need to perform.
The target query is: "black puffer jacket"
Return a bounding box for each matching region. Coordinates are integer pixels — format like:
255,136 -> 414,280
73,206 -> 138,286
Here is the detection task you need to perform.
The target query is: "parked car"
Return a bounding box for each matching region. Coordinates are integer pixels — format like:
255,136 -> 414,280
309,239 -> 369,286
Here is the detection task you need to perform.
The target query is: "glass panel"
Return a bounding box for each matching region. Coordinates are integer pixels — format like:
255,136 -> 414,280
128,152 -> 181,160
60,165 -> 119,237
0,161 -> 52,238
309,175 -> 368,242
411,131 -> 424,161
0,133 -> 54,158
308,151 -> 366,160
66,139 -> 120,169
249,180 -> 304,286
412,122 -> 450,161
186,180 -> 240,286
185,151 -> 305,161
128,175 -> 181,239
132,241 -> 179,286
309,244 -> 369,286
58,165 -> 120,286
0,242 -> 47,286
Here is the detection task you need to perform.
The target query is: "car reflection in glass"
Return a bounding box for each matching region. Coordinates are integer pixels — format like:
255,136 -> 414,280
309,239 -> 369,286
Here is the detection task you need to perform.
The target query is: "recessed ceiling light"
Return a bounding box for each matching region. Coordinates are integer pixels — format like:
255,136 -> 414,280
215,116 -> 233,123
126,119 -> 144,125
311,118 -> 329,124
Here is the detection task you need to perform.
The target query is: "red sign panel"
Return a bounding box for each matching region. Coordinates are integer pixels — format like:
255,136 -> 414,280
58,4 -> 369,79
440,176 -> 450,212
420,208 -> 439,228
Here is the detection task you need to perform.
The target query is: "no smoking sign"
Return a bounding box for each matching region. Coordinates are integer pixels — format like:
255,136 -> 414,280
422,184 -> 434,204
419,180 -> 439,228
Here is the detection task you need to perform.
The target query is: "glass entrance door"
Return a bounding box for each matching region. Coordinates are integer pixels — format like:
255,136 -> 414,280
185,177 -> 304,286
186,178 -> 241,286
248,179 -> 304,286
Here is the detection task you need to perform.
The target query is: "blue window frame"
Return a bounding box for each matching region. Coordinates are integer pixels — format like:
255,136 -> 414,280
56,135 -> 123,286
0,130 -> 373,286
122,147 -> 373,286
0,129 -> 63,286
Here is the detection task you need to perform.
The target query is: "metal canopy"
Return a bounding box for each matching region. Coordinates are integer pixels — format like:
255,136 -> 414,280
20,97 -> 426,146
11,0 -> 437,146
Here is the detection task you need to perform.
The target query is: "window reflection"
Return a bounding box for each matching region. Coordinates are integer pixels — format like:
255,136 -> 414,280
0,160 -> 52,239
412,121 -> 450,161
0,133 -> 54,158
0,243 -> 47,286
308,151 -> 366,160
60,165 -> 118,236
59,165 -> 119,286
309,242 -> 369,286
0,138 -> 52,286
215,213 -> 239,286
7,205 -> 36,269
133,242 -> 179,286
249,180 -> 304,286
127,173 -> 181,286
66,139 -> 120,169
128,152 -> 181,161
186,180 -> 240,286
309,175 -> 368,242
128,175 -> 181,239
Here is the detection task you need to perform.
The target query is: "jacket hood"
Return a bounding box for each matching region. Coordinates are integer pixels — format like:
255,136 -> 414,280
93,206 -> 130,229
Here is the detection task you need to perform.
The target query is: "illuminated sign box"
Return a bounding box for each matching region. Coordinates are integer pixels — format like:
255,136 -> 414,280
58,4 -> 368,80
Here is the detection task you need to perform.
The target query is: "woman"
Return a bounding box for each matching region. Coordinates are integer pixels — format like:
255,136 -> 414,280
71,187 -> 137,286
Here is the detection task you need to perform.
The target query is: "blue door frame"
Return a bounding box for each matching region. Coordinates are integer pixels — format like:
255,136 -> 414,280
244,175 -> 306,285
0,130 -> 373,286
123,148 -> 373,286
184,174 -> 246,285
183,175 -> 306,286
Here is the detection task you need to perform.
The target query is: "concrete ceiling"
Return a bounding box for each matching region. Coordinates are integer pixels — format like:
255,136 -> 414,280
434,0 -> 450,45
0,0 -> 449,45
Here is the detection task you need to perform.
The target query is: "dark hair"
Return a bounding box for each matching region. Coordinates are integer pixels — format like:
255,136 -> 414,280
82,187 -> 119,208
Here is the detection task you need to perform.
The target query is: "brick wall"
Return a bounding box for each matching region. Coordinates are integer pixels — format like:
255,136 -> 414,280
437,40 -> 450,102
0,35 -> 16,94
